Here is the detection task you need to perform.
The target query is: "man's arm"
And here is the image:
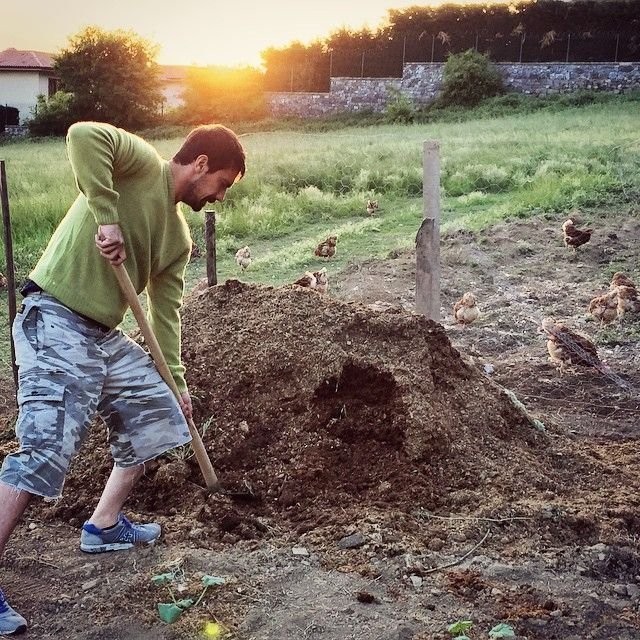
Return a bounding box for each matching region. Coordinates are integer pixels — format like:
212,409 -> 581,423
66,122 -> 136,225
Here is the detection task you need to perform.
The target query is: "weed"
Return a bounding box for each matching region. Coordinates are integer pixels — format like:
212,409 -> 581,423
447,619 -> 473,639
167,416 -> 214,462
151,570 -> 226,624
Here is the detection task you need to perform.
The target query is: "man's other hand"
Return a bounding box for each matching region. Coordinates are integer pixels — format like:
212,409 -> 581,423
179,391 -> 193,421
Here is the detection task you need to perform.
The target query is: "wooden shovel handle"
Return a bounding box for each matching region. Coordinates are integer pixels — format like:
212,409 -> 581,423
112,263 -> 220,492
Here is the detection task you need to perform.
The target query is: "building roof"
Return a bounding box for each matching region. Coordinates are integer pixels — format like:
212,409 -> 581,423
159,65 -> 190,82
0,48 -> 54,69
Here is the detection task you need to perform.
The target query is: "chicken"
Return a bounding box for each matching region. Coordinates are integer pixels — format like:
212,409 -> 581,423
610,272 -> 636,290
453,292 -> 480,326
366,199 -> 379,216
235,246 -> 252,271
190,243 -> 202,260
562,219 -> 593,252
0,273 -> 6,288
588,290 -> 618,326
312,267 -> 329,294
616,285 -> 640,322
609,272 -> 639,322
540,317 -> 601,374
314,235 -> 337,260
293,271 -> 317,289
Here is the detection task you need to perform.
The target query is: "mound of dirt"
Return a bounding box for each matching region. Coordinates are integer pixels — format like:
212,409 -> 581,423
38,280 -> 567,547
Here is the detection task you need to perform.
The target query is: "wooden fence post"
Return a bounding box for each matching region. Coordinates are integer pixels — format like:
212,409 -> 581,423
204,210 -> 217,286
415,140 -> 441,321
0,160 -> 18,394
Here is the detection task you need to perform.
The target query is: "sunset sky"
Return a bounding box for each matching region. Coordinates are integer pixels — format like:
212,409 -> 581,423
1,0 -> 512,67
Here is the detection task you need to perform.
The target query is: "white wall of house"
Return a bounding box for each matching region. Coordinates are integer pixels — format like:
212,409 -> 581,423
0,70 -> 52,124
161,82 -> 185,110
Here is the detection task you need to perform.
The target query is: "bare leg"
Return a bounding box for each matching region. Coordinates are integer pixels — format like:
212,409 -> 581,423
0,483 -> 32,559
87,464 -> 144,529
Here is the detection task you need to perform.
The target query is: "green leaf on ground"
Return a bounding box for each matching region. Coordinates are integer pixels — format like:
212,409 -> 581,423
489,623 -> 516,638
157,603 -> 184,624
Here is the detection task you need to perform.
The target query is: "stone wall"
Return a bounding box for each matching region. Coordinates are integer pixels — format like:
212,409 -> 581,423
266,62 -> 640,117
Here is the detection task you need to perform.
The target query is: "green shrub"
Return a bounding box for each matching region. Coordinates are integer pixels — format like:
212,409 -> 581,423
28,92 -> 75,136
438,49 -> 504,108
384,87 -> 416,124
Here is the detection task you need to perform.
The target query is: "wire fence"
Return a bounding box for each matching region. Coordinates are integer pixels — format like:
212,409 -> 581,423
267,31 -> 640,92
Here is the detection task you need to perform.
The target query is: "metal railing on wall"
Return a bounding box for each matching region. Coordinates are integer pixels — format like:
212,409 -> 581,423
267,32 -> 640,93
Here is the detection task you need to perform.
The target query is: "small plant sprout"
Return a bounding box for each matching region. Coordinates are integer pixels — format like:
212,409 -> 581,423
489,622 -> 516,638
151,572 -> 227,624
447,619 -> 473,639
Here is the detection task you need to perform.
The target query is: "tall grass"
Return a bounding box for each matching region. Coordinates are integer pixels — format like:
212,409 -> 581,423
0,98 -> 638,287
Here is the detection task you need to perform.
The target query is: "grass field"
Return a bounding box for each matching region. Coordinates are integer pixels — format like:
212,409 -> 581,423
0,97 -> 638,370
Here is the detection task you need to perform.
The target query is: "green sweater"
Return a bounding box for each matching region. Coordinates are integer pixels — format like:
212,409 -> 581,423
30,122 -> 192,392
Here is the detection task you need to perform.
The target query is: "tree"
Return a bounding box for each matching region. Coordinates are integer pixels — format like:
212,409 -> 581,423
54,26 -> 162,129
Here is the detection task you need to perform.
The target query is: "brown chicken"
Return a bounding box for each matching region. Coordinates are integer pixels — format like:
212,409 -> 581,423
540,317 -> 601,374
616,285 -> 640,322
453,292 -> 480,326
609,272 -> 639,322
293,271 -> 317,289
314,235 -> 337,260
610,272 -> 636,290
366,199 -> 379,216
588,290 -> 618,326
562,219 -> 593,252
235,246 -> 252,271
312,267 -> 329,294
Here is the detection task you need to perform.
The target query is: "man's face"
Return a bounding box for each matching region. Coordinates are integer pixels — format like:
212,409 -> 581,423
183,166 -> 239,212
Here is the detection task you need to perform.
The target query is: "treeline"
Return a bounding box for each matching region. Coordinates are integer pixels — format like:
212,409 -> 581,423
263,0 -> 640,91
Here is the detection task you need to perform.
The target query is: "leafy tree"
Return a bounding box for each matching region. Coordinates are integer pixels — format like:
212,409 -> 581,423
438,49 -> 504,107
54,26 -> 162,129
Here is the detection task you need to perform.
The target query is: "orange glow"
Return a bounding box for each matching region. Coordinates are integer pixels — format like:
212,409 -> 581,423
2,0 -> 514,68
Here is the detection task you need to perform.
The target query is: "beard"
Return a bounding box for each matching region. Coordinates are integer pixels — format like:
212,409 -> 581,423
182,178 -> 211,212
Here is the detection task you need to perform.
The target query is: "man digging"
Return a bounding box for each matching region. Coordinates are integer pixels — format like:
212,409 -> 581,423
0,121 -> 245,635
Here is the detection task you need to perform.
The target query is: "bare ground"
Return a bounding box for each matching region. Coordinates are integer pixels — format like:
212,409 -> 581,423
1,209 -> 639,640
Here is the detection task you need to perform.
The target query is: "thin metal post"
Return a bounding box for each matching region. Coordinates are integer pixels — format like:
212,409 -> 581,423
0,161 -> 18,395
402,36 -> 406,66
415,141 -> 441,321
519,34 -> 524,63
475,33 -> 479,51
204,210 -> 217,287
431,34 -> 435,63
361,51 -> 365,77
565,33 -> 571,63
614,33 -> 620,63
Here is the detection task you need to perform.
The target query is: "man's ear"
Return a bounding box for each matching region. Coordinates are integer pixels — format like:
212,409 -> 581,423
194,154 -> 209,175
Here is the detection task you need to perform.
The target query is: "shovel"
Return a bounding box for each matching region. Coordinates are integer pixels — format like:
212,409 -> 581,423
112,263 -> 255,500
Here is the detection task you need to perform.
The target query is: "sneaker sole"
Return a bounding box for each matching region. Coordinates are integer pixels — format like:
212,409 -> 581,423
80,540 -> 157,553
0,623 -> 27,636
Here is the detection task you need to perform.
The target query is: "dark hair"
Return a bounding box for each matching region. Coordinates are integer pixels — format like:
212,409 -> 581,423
173,124 -> 246,177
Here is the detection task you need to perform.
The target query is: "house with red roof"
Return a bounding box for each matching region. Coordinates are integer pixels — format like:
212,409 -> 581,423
0,48 -> 188,127
0,48 -> 59,125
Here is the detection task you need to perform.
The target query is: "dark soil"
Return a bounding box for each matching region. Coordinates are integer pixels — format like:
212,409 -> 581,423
1,210 -> 639,640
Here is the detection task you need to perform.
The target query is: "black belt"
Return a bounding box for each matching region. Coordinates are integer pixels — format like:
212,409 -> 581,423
20,280 -> 111,333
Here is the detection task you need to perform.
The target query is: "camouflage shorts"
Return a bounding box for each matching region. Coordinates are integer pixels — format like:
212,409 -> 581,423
0,293 -> 191,499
